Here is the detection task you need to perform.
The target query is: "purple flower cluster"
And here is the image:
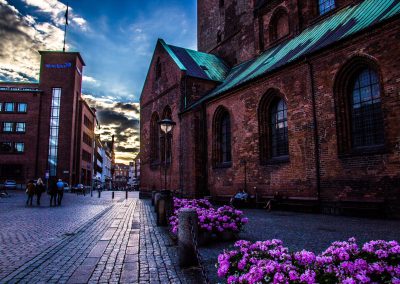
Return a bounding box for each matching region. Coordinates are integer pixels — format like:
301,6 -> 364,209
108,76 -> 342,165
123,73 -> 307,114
217,238 -> 400,283
169,198 -> 248,235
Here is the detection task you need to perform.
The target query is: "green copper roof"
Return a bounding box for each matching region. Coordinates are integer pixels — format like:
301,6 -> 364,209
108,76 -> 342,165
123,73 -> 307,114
158,39 -> 229,82
193,0 -> 400,106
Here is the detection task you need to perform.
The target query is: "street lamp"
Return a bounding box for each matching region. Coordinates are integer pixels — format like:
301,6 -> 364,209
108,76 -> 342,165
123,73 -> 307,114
158,118 -> 176,192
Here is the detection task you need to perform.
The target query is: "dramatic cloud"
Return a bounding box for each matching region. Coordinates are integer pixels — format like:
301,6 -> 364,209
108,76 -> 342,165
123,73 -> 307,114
0,0 -> 88,82
83,94 -> 140,164
21,0 -> 88,29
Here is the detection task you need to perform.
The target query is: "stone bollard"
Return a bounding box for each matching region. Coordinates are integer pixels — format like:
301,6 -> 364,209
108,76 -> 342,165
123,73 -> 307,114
98,190 -> 101,198
178,208 -> 199,268
156,190 -> 173,226
154,193 -> 162,213
112,191 -> 114,199
125,189 -> 128,199
151,191 -> 157,206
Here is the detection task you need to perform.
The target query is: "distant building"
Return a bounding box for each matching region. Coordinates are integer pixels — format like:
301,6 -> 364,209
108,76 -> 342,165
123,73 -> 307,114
114,163 -> 129,189
0,51 -> 96,186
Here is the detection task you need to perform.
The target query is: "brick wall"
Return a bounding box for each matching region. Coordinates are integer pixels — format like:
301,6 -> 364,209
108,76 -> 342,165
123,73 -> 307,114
204,19 -> 400,215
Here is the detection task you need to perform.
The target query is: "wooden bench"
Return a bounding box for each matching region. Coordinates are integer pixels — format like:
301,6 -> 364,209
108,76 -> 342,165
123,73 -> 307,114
212,194 -> 232,205
277,197 -> 319,213
336,199 -> 386,218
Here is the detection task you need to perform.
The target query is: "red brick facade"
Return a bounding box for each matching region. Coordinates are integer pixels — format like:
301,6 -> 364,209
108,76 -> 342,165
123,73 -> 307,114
0,51 -> 96,186
141,0 -> 400,217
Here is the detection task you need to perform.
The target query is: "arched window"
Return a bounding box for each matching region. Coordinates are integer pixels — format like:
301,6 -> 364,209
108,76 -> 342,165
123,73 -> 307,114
155,57 -> 162,80
269,8 -> 289,42
318,0 -> 335,15
160,106 -> 172,165
150,112 -> 160,165
351,69 -> 384,148
213,107 -> 232,167
334,57 -> 385,154
259,90 -> 289,163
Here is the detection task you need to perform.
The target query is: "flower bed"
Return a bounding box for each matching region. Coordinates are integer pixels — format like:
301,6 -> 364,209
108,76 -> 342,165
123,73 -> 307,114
169,198 -> 248,238
217,238 -> 400,283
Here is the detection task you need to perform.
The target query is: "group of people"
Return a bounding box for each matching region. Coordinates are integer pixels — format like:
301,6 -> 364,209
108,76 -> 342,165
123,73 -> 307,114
25,177 -> 65,207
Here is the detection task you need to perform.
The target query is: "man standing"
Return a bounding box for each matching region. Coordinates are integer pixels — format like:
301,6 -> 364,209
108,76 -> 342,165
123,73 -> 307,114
56,179 -> 64,206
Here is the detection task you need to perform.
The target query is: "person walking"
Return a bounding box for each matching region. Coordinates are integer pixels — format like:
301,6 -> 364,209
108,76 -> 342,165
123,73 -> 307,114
35,178 -> 45,206
56,179 -> 64,206
49,177 -> 58,207
26,180 -> 35,206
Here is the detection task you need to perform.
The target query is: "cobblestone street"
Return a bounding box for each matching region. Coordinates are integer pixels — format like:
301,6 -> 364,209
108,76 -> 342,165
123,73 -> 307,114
0,191 -> 201,284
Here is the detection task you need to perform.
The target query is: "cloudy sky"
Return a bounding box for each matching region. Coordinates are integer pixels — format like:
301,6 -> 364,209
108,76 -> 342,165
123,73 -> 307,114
0,0 -> 197,163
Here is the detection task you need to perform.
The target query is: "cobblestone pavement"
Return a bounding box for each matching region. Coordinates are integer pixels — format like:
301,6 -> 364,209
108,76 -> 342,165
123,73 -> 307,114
0,192 -> 202,284
199,209 -> 400,283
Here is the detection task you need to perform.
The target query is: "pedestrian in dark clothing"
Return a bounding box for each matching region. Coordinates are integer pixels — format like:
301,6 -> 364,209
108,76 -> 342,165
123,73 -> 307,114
26,180 -> 35,206
36,178 -> 45,206
49,178 -> 58,207
56,179 -> 64,206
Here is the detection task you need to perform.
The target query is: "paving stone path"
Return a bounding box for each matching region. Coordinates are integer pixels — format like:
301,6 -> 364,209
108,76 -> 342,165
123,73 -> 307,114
0,192 -> 201,284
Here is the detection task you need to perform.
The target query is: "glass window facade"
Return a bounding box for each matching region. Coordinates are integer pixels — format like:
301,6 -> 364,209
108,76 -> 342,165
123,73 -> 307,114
4,103 -> 14,112
15,143 -> 24,153
17,103 -> 27,113
3,122 -> 13,132
319,0 -> 335,15
15,122 -> 26,133
47,88 -> 62,176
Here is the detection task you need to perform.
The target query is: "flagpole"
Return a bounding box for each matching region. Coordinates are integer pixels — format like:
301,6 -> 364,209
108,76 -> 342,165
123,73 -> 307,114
63,3 -> 69,52
63,23 -> 67,52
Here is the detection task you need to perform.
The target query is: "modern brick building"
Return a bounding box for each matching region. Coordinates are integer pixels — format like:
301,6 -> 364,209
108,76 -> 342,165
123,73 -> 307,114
140,0 -> 400,217
0,51 -> 96,187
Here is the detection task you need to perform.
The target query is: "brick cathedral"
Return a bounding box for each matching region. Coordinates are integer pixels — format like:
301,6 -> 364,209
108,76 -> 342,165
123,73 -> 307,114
140,0 -> 400,217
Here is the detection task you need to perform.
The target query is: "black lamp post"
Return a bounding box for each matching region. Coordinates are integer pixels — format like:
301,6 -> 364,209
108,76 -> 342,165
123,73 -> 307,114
158,118 -> 176,192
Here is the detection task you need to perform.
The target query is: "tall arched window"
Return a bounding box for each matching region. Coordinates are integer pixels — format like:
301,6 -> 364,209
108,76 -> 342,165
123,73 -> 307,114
259,90 -> 289,163
270,99 -> 289,157
334,57 -> 385,155
351,68 -> 384,148
160,106 -> 172,165
269,8 -> 289,43
155,57 -> 162,80
150,112 -> 160,165
213,106 -> 232,167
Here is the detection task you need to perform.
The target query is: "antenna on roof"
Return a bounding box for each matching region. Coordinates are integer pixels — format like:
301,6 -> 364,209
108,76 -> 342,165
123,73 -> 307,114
63,2 -> 69,52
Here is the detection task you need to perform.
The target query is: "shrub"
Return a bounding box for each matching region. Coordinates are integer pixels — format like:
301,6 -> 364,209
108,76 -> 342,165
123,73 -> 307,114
217,238 -> 400,284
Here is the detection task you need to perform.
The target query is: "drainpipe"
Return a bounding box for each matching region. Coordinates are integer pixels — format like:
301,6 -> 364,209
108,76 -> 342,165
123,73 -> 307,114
306,58 -> 321,206
178,76 -> 187,197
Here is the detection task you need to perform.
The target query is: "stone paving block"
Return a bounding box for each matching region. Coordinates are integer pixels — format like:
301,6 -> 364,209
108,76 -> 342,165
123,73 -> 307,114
100,228 -> 117,241
110,220 -> 121,228
66,257 -> 99,284
87,240 -> 109,258
120,261 -> 139,283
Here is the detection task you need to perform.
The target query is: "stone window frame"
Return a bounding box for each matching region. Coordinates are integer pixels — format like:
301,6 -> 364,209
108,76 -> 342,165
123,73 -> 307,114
268,6 -> 290,44
150,111 -> 160,168
334,56 -> 386,157
212,106 -> 232,169
258,89 -> 290,164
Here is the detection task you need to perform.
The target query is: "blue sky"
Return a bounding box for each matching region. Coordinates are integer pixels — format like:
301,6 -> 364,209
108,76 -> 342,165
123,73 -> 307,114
0,0 -> 197,163
1,0 -> 197,101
